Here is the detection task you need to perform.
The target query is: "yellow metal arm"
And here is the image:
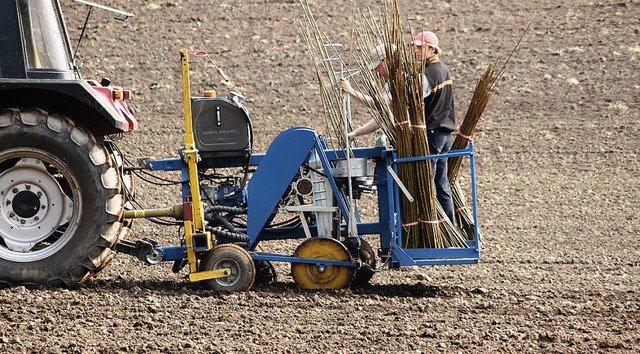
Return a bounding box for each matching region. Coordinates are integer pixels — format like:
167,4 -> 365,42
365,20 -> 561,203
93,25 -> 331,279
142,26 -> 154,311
180,49 -> 214,274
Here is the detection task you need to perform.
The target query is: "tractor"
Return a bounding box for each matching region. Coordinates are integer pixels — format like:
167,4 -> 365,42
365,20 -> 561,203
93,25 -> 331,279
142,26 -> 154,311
0,0 -> 137,287
0,0 -> 482,292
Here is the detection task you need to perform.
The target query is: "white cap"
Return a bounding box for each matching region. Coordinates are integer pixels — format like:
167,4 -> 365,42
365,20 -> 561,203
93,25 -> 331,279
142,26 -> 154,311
369,43 -> 397,70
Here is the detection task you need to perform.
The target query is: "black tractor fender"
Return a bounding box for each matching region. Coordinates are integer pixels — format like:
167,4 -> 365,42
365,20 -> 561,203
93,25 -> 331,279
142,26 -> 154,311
0,79 -> 138,137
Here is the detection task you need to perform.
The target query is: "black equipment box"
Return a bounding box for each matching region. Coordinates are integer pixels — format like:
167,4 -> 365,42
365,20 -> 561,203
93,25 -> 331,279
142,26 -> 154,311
191,97 -> 252,158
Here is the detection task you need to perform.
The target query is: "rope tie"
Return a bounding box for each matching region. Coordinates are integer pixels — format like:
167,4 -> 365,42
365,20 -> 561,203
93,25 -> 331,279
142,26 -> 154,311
403,218 -> 446,229
457,131 -> 472,139
419,218 -> 446,224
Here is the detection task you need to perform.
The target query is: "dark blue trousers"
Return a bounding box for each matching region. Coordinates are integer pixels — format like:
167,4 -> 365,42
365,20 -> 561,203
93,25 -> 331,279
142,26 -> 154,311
428,130 -> 455,225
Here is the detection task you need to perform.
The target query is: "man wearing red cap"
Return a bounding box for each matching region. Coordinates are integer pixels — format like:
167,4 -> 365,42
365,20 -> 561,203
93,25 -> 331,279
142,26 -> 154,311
412,31 -> 456,225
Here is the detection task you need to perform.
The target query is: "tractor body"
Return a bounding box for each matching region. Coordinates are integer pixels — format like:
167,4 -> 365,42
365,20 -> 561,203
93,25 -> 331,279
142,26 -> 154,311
0,0 -> 137,136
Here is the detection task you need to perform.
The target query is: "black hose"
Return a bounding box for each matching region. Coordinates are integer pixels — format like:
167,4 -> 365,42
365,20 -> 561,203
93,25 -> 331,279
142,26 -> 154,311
206,226 -> 250,243
203,205 -> 247,215
211,214 -> 236,232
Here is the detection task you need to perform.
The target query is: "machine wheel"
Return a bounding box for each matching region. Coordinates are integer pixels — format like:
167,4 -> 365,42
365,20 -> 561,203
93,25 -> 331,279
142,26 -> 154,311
253,260 -> 277,286
345,238 -> 376,288
291,238 -> 355,290
200,244 -> 255,292
0,109 -> 124,287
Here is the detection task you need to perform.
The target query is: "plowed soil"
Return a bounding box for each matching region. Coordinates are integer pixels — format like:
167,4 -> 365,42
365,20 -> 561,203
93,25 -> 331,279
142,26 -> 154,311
1,0 -> 638,353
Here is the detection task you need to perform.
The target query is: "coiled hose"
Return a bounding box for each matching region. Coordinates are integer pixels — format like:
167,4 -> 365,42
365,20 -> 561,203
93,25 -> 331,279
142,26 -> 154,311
204,211 -> 250,243
203,205 -> 247,215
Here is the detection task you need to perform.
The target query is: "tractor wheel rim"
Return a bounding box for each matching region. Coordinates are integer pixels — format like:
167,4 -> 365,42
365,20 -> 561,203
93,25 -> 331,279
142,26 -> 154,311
0,149 -> 80,262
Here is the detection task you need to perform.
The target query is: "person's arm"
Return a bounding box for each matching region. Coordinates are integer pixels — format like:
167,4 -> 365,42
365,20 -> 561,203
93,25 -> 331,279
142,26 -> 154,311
339,78 -> 390,141
348,118 -> 379,141
339,78 -> 377,109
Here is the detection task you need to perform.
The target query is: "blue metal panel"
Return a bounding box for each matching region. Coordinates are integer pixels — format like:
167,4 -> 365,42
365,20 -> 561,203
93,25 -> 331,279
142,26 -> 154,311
246,127 -> 318,249
145,154 -> 266,171
328,146 -> 388,160
402,247 -> 480,259
394,146 -> 474,163
390,245 -> 479,266
145,158 -> 185,171
375,156 -> 395,251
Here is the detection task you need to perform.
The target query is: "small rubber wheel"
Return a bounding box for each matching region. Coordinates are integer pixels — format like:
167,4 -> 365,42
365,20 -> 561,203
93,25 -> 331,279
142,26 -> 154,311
200,244 -> 255,292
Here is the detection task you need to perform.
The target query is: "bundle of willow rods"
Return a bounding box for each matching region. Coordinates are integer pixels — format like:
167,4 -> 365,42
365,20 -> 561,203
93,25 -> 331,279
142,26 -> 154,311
342,6 -> 398,146
300,0 -> 397,149
383,6 -> 428,248
447,64 -> 498,239
375,1 -> 466,248
447,24 -> 529,239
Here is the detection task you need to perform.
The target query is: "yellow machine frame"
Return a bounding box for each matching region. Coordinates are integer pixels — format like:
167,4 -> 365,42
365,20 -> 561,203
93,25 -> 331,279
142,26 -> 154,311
180,49 -> 229,282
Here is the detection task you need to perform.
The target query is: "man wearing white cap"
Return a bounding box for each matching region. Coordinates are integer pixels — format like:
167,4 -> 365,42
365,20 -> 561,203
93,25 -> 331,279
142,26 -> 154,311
338,43 -> 396,141
412,31 -> 456,225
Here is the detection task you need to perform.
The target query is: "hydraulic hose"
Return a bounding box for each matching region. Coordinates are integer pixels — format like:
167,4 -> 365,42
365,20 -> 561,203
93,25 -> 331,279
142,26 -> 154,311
203,205 -> 247,215
209,214 -> 236,232
205,226 -> 250,243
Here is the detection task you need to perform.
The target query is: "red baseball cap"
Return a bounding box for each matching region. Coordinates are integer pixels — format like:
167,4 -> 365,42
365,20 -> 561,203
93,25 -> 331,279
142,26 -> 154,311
411,31 -> 441,53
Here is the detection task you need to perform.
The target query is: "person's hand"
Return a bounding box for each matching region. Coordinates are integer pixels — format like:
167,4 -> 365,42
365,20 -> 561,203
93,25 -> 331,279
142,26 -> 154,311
339,78 -> 354,95
347,131 -> 356,142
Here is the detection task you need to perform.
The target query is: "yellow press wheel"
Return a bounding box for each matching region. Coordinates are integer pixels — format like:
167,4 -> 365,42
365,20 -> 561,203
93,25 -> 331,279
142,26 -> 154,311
291,238 -> 355,290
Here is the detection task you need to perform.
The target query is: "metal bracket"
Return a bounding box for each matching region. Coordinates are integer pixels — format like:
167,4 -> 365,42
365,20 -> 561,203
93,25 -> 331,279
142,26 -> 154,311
115,238 -> 163,264
189,268 -> 231,282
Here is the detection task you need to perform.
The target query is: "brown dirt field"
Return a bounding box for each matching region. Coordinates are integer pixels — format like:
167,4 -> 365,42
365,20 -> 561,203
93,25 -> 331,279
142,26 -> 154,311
1,0 -> 639,353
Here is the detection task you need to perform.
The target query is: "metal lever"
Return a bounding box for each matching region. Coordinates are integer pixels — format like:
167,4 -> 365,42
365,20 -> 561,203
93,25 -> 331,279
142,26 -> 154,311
74,0 -> 135,20
386,166 -> 414,202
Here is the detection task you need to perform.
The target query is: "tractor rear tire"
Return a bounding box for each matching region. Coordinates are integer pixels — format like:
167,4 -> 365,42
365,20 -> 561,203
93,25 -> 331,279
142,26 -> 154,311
92,142 -> 135,275
0,109 -> 124,287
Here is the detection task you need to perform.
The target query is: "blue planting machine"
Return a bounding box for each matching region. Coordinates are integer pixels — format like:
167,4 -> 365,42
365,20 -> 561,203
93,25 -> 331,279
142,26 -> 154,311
117,50 -> 482,292
0,2 -> 479,290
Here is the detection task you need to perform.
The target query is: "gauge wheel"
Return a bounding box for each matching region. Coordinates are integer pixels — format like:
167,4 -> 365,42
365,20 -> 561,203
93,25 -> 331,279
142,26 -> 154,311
291,237 -> 355,290
0,109 -> 124,287
253,259 -> 277,286
345,238 -> 376,288
200,244 -> 256,292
